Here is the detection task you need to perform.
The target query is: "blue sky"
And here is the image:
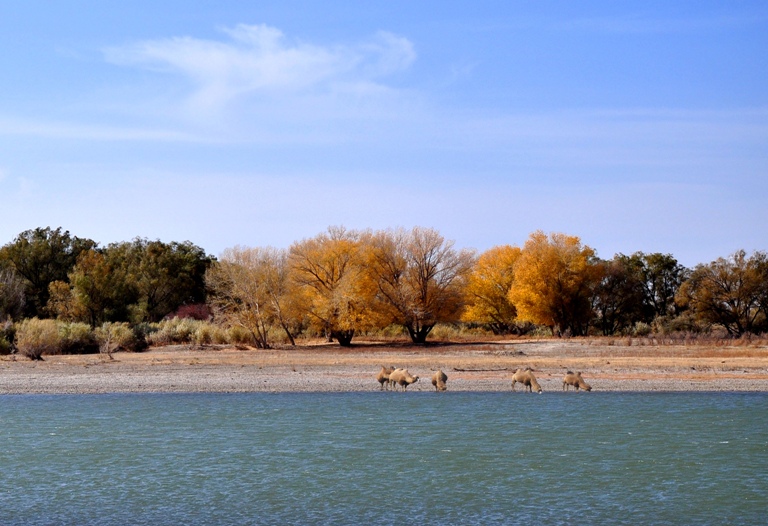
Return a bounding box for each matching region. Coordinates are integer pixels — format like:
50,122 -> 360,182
1,0 -> 766,267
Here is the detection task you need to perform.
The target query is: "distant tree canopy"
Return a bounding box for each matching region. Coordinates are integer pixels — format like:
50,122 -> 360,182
0,227 -> 96,318
677,250 -> 768,336
0,229 -> 213,327
3,225 -> 768,344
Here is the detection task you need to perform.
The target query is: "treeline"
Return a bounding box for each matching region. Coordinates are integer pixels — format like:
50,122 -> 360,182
1,226 -> 767,356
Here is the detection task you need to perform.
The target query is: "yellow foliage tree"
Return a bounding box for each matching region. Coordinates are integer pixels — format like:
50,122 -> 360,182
508,231 -> 601,336
461,245 -> 522,334
289,226 -> 376,346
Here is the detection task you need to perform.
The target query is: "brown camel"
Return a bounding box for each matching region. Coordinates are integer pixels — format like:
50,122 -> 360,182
562,371 -> 592,391
376,366 -> 396,390
389,368 -> 419,391
511,367 -> 542,393
432,369 -> 448,391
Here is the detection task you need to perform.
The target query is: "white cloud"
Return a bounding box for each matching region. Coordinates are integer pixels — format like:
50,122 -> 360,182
104,24 -> 416,112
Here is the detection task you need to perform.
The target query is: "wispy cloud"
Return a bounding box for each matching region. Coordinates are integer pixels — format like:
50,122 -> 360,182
104,24 -> 416,112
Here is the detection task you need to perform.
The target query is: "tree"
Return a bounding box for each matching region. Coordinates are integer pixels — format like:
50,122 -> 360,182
71,249 -> 134,326
461,245 -> 522,334
676,250 -> 766,336
289,227 -> 375,346
0,227 -> 96,318
206,246 -> 301,348
108,239 -> 213,323
46,248 -> 135,326
629,252 -> 689,321
592,256 -> 645,335
508,231 -> 600,336
0,268 -> 26,322
368,227 -> 475,343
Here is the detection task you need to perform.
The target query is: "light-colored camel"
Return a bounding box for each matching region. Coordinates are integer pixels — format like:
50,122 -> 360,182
376,366 -> 396,390
389,368 -> 419,391
432,369 -> 448,391
562,371 -> 592,391
511,367 -> 542,393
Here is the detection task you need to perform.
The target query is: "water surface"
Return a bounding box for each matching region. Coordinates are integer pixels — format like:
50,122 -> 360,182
0,392 -> 766,525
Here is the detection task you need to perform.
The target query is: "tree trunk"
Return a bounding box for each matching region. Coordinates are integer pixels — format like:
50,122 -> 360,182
280,322 -> 296,346
332,330 -> 355,347
406,324 -> 434,344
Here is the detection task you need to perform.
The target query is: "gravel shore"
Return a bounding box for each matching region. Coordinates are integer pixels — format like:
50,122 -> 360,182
2,340 -> 767,394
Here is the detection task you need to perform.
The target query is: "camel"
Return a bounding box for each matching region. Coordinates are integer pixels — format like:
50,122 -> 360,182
562,371 -> 592,391
431,369 -> 448,391
376,366 -> 396,390
389,368 -> 419,391
511,367 -> 542,393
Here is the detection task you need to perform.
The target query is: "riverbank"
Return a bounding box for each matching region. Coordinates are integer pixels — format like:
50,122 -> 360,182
2,339 -> 767,394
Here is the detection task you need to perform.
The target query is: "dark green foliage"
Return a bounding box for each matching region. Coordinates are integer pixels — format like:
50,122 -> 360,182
593,256 -> 646,335
110,238 -> 214,323
0,227 -> 96,318
632,252 -> 689,321
0,268 -> 26,321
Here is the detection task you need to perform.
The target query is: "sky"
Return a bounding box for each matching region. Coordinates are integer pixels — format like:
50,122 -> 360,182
0,0 -> 766,267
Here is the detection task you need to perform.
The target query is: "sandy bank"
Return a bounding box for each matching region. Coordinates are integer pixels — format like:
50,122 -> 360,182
1,340 -> 767,394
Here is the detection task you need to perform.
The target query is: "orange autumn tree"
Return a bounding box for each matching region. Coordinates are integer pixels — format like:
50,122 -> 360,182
368,227 -> 475,343
288,226 -> 376,346
461,245 -> 523,334
508,231 -> 602,336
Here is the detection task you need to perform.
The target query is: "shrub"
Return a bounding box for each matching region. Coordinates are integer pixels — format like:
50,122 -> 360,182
428,324 -> 463,341
652,314 -> 704,335
144,318 -> 228,347
193,323 -> 214,346
529,325 -> 554,338
59,322 -> 98,354
15,318 -> 62,360
226,325 -> 252,346
632,322 -> 652,337
0,321 -> 14,355
94,322 -> 145,354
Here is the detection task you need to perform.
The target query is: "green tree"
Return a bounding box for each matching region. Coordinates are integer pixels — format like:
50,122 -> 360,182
630,252 -> 689,321
592,256 -> 645,335
0,268 -> 26,322
0,227 -> 96,318
68,249 -> 134,326
108,239 -> 213,322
